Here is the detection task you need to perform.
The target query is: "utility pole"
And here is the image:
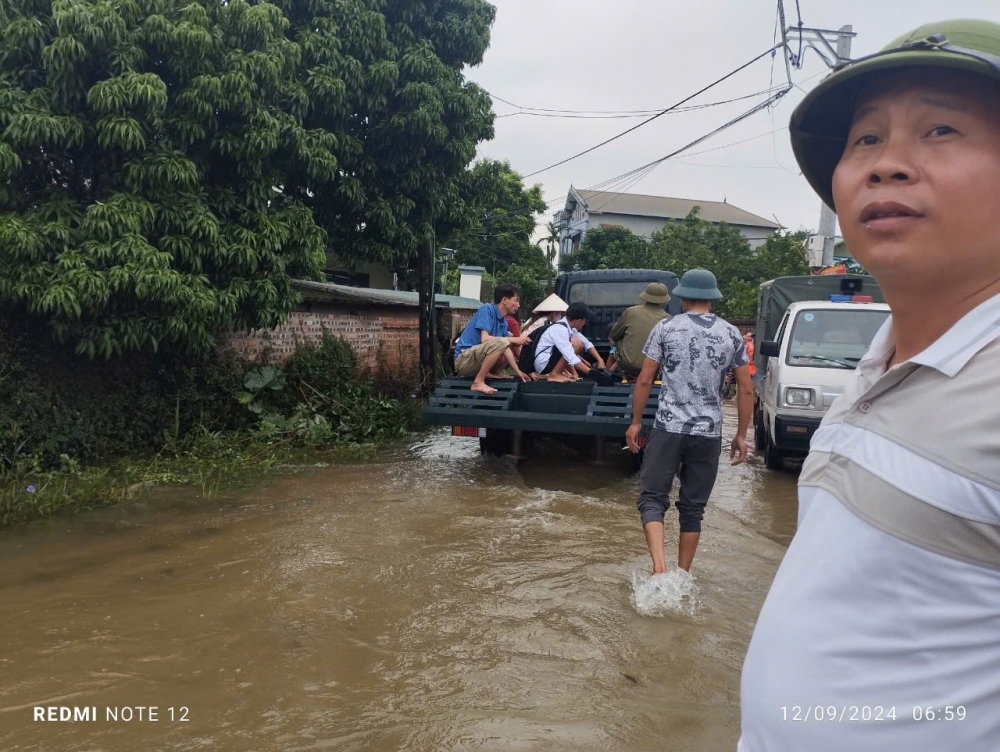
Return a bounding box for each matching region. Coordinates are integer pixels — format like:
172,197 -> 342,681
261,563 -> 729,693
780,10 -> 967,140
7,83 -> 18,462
781,16 -> 856,268
417,232 -> 437,384
819,26 -> 853,267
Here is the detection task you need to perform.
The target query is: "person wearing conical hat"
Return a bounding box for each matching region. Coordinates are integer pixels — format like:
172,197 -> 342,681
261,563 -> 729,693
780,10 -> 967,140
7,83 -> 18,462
608,282 -> 672,379
523,293 -> 569,336
739,20 -> 1000,751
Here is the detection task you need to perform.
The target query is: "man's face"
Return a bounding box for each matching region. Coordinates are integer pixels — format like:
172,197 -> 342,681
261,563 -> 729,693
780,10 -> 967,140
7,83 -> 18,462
500,295 -> 520,316
569,318 -> 587,331
832,69 -> 1000,287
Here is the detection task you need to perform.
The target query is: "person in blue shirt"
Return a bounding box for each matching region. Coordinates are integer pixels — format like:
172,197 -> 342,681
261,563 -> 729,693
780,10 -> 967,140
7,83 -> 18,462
453,283 -> 531,394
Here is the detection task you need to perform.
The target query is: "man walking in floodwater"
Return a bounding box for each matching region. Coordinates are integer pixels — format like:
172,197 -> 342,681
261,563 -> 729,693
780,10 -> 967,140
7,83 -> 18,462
626,269 -> 752,574
739,19 -> 1000,752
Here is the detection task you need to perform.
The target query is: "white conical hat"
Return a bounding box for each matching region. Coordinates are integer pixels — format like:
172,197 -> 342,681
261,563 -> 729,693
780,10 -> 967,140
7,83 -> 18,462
532,293 -> 568,313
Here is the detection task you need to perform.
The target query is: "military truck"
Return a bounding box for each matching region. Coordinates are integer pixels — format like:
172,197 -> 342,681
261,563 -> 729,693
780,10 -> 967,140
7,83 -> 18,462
554,269 -> 682,358
424,269 -> 679,463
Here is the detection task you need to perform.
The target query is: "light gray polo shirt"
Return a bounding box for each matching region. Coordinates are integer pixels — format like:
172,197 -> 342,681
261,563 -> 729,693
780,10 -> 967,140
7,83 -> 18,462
739,291 -> 1000,752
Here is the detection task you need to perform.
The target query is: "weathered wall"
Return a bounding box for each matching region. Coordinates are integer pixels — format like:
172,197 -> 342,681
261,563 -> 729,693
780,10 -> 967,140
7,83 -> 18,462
225,304 -> 474,372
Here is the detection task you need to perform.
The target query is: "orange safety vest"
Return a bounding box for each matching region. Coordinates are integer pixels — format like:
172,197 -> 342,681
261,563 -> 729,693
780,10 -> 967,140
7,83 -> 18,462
747,341 -> 756,376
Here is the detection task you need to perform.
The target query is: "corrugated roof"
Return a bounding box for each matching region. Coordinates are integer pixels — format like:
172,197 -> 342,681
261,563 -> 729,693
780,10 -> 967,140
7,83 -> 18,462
292,280 -> 482,310
575,189 -> 779,229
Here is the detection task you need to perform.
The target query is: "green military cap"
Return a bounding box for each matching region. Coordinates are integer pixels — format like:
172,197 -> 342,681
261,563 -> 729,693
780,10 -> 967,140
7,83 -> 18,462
672,269 -> 722,300
791,19 -> 1000,210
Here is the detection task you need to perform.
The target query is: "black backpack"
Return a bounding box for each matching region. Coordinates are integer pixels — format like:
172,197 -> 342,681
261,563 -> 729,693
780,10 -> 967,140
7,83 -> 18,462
518,321 -> 569,373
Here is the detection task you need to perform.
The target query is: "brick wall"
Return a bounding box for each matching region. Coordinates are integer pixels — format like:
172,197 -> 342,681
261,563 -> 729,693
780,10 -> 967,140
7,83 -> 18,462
225,303 -> 474,373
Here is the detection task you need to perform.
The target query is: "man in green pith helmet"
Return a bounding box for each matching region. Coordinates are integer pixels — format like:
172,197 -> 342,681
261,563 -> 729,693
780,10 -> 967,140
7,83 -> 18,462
738,20 -> 1000,752
627,269 -> 751,574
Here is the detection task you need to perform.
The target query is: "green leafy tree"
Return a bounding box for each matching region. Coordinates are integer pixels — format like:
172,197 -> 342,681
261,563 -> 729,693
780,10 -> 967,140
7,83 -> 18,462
560,226 -> 650,271
752,231 -> 811,279
272,0 -> 496,267
0,0 -> 496,357
499,262 -> 545,310
558,210 -> 811,319
442,159 -> 547,277
647,211 -> 808,319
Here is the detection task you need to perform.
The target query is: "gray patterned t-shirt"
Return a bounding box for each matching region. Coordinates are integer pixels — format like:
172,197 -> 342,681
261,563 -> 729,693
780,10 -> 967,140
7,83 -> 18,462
642,313 -> 749,437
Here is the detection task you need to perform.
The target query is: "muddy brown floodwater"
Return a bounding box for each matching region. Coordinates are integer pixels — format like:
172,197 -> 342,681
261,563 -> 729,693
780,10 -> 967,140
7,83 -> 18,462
0,405 -> 798,752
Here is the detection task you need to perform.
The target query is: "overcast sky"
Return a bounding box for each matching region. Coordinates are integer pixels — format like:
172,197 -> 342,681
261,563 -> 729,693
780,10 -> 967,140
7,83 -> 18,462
467,0 -> 1000,239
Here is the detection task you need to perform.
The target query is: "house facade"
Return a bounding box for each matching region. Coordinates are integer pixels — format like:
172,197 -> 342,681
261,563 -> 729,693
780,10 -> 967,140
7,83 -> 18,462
554,187 -> 781,265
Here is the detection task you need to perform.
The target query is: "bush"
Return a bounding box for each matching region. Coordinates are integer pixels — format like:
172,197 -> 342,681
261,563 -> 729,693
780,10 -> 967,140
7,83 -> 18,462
236,332 -> 411,448
0,316 -> 249,474
1,315 -> 415,488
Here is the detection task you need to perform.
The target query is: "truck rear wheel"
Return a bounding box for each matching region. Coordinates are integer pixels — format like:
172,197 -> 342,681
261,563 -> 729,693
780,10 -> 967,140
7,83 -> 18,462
480,429 -> 512,457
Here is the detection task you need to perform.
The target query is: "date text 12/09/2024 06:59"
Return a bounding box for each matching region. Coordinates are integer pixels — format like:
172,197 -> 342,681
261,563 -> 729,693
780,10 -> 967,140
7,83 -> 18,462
779,706 -> 967,723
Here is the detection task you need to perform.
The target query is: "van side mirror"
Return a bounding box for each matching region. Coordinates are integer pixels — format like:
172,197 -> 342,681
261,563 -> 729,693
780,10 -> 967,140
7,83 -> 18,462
759,340 -> 780,357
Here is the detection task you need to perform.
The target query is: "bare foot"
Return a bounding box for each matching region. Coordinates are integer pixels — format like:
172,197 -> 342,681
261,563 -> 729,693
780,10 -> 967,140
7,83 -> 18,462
470,380 -> 497,395
547,371 -> 573,383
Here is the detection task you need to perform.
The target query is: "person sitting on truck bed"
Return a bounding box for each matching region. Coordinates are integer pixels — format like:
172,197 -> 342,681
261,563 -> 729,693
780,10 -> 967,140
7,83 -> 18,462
606,323 -> 620,374
533,302 -> 605,380
523,294 -> 568,336
609,282 -> 672,379
453,282 -> 532,395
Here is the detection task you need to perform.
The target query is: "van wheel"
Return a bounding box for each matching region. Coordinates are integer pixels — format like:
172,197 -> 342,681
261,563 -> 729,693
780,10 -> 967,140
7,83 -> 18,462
764,430 -> 785,471
753,406 -> 767,451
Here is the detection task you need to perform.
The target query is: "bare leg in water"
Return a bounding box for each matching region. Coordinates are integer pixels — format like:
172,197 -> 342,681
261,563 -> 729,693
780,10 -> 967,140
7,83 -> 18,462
644,521 -> 667,574
644,524 -> 701,574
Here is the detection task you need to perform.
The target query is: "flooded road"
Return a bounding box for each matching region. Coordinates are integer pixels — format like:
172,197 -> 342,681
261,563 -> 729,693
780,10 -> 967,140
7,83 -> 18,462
0,406 -> 798,751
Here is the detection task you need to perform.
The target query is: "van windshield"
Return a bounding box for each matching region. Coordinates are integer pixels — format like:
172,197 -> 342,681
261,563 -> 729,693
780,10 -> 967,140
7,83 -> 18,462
786,308 -> 890,368
567,281 -> 662,308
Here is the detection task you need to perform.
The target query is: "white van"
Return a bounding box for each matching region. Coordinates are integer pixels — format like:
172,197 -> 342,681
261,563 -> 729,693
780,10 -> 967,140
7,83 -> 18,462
754,298 -> 890,470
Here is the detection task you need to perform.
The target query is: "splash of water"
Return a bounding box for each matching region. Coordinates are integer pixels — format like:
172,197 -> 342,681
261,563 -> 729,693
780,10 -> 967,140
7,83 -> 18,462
629,568 -> 701,618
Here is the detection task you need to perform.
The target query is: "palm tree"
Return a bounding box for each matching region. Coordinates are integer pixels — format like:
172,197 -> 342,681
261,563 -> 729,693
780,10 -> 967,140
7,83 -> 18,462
537,221 -> 560,292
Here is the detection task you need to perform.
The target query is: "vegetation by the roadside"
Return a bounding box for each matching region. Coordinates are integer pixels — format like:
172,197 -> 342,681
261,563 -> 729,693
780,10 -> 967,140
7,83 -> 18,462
0,425 -> 405,528
560,212 -> 811,319
0,0 -> 498,357
1,319 -> 423,526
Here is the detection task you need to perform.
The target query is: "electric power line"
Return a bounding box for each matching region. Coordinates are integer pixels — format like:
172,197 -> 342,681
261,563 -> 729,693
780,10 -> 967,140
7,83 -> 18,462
519,44 -> 783,179
473,62 -> 841,228
474,104 -> 792,232
584,87 -> 790,213
492,86 -> 787,119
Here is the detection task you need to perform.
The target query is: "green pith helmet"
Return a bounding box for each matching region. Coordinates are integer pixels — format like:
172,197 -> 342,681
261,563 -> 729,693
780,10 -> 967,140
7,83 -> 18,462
672,268 -> 723,301
791,19 -> 1000,210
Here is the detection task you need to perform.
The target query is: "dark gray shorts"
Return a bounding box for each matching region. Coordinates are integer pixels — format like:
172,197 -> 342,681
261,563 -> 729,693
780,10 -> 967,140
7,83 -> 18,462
637,429 -> 722,533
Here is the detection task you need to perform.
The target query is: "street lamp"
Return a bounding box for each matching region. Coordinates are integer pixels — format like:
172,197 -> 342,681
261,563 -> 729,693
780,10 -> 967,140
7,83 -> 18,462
438,247 -> 456,295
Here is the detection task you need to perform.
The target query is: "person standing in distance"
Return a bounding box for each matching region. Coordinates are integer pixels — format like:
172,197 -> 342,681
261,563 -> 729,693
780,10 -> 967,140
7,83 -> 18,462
626,269 -> 752,573
738,20 -> 1000,752
609,282 -> 672,379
